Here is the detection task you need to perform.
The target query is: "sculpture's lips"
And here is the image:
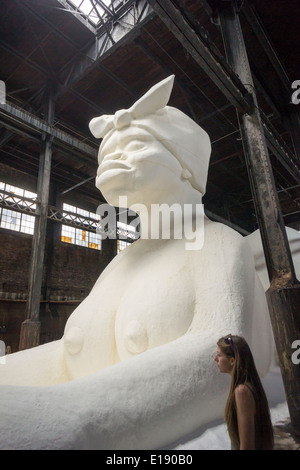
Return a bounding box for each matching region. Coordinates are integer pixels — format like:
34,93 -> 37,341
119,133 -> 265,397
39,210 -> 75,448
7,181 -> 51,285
97,160 -> 131,176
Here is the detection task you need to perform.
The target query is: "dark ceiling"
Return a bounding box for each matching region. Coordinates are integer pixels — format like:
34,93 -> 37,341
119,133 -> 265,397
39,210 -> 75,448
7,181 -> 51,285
0,0 -> 299,233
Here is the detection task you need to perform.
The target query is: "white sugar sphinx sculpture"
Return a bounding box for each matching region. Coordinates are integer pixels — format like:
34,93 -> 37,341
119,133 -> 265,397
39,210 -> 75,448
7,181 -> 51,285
0,75 -> 299,450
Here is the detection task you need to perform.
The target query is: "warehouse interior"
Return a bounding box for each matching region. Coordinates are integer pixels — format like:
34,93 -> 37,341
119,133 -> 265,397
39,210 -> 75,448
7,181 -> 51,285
0,0 -> 299,353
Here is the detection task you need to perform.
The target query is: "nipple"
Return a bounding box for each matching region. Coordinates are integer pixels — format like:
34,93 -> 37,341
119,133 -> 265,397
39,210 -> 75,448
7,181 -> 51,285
125,321 -> 148,354
64,326 -> 84,355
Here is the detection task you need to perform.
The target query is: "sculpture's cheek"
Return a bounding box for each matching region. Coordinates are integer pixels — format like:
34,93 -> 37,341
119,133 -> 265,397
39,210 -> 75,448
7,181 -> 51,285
64,326 -> 84,355
124,321 -> 148,354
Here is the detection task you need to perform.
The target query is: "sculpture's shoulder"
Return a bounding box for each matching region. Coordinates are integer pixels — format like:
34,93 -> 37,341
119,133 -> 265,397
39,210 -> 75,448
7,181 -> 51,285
191,217 -> 253,270
203,216 -> 245,247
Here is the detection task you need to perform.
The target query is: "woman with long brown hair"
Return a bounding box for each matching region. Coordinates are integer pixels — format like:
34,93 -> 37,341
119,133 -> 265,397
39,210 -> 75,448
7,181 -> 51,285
215,334 -> 273,450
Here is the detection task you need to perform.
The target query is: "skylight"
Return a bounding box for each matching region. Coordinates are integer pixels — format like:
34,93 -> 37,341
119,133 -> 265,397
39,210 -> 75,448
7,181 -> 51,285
66,0 -> 118,26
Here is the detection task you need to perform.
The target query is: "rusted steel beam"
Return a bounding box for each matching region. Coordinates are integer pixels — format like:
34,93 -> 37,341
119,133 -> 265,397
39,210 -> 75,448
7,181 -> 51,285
148,0 -> 300,184
219,1 -> 300,436
19,90 -> 55,351
0,102 -> 97,161
147,0 -> 254,114
266,287 -> 300,434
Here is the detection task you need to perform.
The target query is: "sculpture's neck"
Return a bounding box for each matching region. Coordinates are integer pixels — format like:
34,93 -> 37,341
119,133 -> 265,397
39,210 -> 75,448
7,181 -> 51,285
134,199 -> 205,249
118,188 -> 204,246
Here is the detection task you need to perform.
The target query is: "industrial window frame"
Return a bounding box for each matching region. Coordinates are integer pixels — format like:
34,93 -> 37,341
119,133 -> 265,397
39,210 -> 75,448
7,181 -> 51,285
62,0 -> 130,27
61,203 -> 102,251
0,182 -> 36,235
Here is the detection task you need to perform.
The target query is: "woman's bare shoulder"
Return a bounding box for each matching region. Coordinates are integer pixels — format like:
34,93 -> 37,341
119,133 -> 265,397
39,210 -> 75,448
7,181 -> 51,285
235,384 -> 255,408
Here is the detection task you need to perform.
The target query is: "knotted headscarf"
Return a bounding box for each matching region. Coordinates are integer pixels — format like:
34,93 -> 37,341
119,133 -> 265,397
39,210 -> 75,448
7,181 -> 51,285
89,75 -> 211,195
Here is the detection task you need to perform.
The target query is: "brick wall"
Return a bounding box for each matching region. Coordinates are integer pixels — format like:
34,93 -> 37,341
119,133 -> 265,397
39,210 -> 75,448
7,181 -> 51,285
0,162 -> 118,352
0,228 -> 116,352
0,218 -> 117,353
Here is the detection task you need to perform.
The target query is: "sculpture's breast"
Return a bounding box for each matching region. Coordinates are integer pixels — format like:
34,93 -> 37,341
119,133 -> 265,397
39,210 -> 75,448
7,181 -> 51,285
63,239 -> 195,379
114,240 -> 195,360
63,253 -> 130,379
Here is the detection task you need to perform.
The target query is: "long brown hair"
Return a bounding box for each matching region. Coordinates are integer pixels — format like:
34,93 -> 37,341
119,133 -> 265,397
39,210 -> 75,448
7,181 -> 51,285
217,335 -> 274,450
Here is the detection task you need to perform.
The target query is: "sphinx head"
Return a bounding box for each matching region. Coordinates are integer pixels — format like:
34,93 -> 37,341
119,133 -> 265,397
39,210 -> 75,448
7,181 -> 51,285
89,75 -> 211,207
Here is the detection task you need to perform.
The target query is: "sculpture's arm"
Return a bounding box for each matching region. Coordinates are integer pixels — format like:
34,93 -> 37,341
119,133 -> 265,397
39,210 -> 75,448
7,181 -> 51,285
0,223 -> 273,449
0,251 -> 125,387
0,330 -> 227,450
0,338 -> 70,386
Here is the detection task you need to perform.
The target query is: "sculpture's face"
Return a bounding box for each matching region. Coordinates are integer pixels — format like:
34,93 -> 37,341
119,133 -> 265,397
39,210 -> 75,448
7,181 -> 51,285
96,125 -> 184,207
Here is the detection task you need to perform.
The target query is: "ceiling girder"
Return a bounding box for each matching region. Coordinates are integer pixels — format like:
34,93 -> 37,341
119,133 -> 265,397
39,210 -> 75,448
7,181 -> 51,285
147,0 -> 254,114
147,0 -> 300,184
241,2 -> 291,98
0,102 -> 97,162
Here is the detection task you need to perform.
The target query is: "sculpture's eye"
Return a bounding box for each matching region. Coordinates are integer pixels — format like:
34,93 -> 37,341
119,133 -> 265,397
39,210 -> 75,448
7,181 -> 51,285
124,141 -> 146,153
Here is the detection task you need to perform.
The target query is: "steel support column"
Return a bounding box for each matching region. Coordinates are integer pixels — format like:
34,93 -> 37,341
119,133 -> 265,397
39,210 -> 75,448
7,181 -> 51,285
19,90 -> 55,350
284,110 -> 300,163
219,1 -> 300,436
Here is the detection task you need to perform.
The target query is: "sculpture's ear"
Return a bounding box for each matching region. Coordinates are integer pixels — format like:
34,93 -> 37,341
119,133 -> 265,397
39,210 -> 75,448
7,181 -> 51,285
131,75 -> 175,118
